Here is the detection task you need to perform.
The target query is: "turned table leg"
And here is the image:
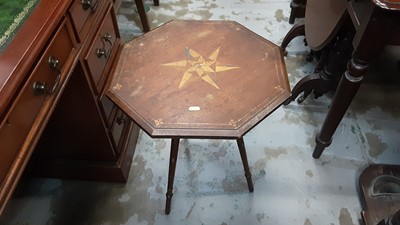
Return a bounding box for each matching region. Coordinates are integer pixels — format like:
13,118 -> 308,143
237,137 -> 254,192
312,6 -> 392,158
313,57 -> 367,158
164,137 -> 254,214
165,138 -> 180,214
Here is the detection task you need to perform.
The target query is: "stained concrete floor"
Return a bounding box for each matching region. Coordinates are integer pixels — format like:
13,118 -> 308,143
1,0 -> 400,224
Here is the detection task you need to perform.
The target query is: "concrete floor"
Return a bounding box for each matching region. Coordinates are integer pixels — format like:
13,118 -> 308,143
1,0 -> 400,224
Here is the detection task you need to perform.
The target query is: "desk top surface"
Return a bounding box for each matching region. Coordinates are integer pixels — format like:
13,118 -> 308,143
0,0 -> 70,118
107,20 -> 290,138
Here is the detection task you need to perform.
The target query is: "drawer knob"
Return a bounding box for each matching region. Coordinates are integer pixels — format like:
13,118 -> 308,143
49,56 -> 60,70
32,57 -> 62,95
33,75 -> 61,95
96,48 -> 110,58
33,81 -> 49,95
116,117 -> 126,125
81,0 -> 99,12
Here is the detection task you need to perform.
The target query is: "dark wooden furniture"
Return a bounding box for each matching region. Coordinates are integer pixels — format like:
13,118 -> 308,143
289,0 -> 307,24
302,0 -> 346,51
281,0 -> 349,103
0,0 -> 139,215
359,164 -> 400,225
312,0 -> 400,158
284,2 -> 400,222
283,0 -> 400,158
134,0 -> 159,32
106,20 -> 291,214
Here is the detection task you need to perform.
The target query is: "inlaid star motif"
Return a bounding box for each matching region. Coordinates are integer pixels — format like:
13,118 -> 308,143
162,47 -> 239,89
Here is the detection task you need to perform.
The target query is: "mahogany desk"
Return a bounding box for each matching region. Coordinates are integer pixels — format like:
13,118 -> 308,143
106,20 -> 290,214
0,0 -> 140,215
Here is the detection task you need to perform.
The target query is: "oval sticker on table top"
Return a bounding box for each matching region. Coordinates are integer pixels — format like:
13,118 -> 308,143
188,106 -> 201,111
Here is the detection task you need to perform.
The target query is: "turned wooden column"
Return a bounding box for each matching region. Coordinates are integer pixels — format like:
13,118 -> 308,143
313,5 -> 398,158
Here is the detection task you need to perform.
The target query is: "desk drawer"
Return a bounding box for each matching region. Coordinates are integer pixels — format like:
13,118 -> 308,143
100,95 -> 115,125
100,97 -> 131,152
84,4 -> 119,94
69,0 -> 106,41
0,19 -> 75,184
110,109 -> 131,154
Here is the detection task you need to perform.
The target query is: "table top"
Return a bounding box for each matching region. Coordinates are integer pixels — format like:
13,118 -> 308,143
305,0 -> 346,50
107,20 -> 290,138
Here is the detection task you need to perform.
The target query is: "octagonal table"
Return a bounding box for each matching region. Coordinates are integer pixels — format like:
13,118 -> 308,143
106,20 -> 290,214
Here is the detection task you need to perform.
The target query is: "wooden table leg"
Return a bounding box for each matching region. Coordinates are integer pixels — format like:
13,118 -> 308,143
313,57 -> 367,158
312,7 -> 392,158
289,0 -> 307,24
165,138 -> 180,214
236,137 -> 254,192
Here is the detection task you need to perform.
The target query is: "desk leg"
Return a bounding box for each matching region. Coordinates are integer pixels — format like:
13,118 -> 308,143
236,137 -> 254,192
165,138 -> 180,214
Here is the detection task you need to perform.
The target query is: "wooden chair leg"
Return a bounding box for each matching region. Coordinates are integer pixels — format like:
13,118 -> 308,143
134,0 -> 150,32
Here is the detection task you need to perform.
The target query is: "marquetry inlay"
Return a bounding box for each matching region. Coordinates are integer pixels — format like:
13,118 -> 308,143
162,47 -> 239,89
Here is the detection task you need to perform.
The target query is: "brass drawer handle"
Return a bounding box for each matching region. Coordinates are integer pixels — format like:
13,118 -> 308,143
96,48 -> 110,58
33,56 -> 62,95
33,81 -> 49,95
48,56 -> 62,94
81,0 -> 99,12
102,32 -> 113,45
